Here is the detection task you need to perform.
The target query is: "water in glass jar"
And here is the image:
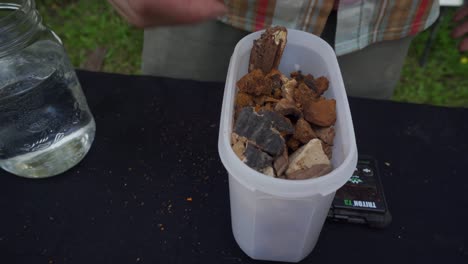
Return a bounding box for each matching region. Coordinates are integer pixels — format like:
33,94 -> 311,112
0,40 -> 96,178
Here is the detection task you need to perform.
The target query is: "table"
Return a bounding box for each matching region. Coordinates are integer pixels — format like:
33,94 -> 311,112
1,71 -> 467,264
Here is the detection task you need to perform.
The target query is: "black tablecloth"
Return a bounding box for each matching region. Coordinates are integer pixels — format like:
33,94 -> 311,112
1,71 -> 467,264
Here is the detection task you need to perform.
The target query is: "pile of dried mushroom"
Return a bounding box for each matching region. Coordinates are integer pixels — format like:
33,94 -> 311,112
231,26 -> 337,180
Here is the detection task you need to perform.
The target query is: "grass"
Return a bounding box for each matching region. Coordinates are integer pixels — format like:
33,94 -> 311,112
36,1 -> 467,107
393,8 -> 468,107
36,0 -> 142,74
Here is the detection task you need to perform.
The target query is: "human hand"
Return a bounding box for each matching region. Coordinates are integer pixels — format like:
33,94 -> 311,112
452,5 -> 468,52
107,0 -> 227,28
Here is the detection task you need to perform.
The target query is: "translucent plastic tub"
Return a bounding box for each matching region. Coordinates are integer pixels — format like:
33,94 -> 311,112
218,29 -> 358,262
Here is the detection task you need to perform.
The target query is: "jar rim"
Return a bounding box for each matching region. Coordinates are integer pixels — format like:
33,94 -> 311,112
0,0 -> 32,23
0,0 -> 41,58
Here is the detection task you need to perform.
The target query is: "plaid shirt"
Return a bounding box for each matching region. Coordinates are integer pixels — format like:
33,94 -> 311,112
219,0 -> 440,55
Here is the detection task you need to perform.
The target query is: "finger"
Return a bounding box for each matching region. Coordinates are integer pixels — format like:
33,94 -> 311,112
454,6 -> 468,22
127,0 -> 227,27
170,0 -> 227,24
452,20 -> 468,38
460,37 -> 468,52
108,0 -> 147,28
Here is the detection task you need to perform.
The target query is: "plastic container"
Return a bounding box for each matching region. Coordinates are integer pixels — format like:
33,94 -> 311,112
218,29 -> 358,262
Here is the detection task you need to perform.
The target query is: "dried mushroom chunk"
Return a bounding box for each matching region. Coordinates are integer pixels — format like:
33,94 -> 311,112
321,141 -> 333,160
262,166 -> 276,177
236,69 -> 272,96
257,109 -> 294,135
266,69 -> 287,99
294,83 -> 318,107
231,133 -> 248,160
244,143 -> 274,171
286,139 -> 331,179
275,98 -> 302,118
266,69 -> 285,89
233,107 -> 291,157
287,137 -> 301,152
313,76 -> 330,96
293,118 -> 317,144
249,26 -> 287,74
288,164 -> 332,180
273,147 -> 289,177
290,71 -> 305,82
303,98 -> 336,127
315,126 -> 335,146
281,79 -> 297,102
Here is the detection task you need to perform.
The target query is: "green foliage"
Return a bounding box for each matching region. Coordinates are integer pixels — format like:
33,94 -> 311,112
36,0 -> 143,74
393,8 -> 468,107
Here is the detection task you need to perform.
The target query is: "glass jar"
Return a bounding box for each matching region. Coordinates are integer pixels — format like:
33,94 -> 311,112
0,0 -> 96,178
